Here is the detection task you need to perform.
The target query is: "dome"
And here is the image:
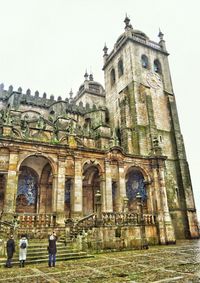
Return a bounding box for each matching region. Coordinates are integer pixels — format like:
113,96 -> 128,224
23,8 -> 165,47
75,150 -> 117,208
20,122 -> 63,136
133,29 -> 149,40
77,75 -> 105,98
116,33 -> 126,44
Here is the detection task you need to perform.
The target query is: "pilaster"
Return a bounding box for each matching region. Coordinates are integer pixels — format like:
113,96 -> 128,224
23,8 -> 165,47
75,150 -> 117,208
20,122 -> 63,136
71,156 -> 82,217
117,161 -> 126,211
56,155 -> 66,213
104,160 -> 112,212
152,158 -> 175,244
3,148 -> 19,220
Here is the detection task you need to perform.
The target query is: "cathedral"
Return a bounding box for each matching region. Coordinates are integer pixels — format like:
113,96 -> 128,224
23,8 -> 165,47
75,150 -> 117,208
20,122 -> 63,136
0,17 -> 199,248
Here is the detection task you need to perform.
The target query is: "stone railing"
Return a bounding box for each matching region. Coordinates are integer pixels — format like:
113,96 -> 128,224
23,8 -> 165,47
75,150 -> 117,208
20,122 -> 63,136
16,213 -> 56,229
143,214 -> 156,225
76,213 -> 96,227
101,212 -> 139,226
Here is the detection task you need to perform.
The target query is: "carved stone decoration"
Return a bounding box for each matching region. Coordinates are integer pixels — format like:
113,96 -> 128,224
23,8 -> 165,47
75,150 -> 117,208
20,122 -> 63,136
36,116 -> 46,130
107,147 -> 124,162
20,114 -> 30,138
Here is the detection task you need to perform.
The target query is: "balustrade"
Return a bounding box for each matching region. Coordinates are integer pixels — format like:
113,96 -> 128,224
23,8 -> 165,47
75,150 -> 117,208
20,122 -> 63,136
143,214 -> 155,225
17,213 -> 56,228
101,212 -> 139,226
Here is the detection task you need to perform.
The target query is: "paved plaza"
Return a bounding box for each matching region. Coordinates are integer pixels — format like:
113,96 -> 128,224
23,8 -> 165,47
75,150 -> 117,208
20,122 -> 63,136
0,240 -> 200,282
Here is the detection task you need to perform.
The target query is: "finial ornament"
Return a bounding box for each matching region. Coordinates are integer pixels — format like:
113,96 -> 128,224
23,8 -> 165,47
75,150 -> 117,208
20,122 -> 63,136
158,28 -> 164,40
124,14 -> 132,29
84,70 -> 89,80
103,43 -> 108,56
89,73 -> 94,81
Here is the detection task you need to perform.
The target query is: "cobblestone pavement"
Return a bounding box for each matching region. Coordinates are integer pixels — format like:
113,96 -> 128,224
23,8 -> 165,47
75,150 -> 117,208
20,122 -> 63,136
0,240 -> 200,283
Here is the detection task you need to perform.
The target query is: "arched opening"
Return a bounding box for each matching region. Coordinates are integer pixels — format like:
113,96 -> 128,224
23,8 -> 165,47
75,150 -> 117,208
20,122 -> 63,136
141,55 -> 149,69
154,59 -> 162,74
125,168 -> 147,213
118,59 -> 124,77
110,68 -> 116,86
83,165 -> 100,216
16,155 -> 53,214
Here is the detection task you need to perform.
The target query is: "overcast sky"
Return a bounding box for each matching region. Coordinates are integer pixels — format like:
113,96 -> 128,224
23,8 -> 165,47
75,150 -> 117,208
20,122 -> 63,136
0,0 -> 200,216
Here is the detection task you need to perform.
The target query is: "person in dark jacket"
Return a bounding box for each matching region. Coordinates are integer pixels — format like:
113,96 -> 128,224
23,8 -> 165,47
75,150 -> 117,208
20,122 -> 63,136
48,231 -> 57,267
5,234 -> 15,268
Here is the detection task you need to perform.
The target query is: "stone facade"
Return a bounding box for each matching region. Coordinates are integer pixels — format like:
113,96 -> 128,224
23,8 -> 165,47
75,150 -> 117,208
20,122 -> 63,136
0,17 -> 199,247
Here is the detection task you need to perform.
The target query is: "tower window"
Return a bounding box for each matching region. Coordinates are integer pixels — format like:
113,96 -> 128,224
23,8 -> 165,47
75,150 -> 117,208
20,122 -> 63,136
141,55 -> 149,68
154,59 -> 162,74
110,68 -> 116,86
118,59 -> 124,77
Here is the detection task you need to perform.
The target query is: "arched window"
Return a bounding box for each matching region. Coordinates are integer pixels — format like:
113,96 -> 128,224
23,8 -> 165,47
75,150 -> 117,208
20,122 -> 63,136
118,59 -> 124,77
125,168 -> 147,212
110,68 -> 116,86
141,55 -> 149,68
154,59 -> 162,74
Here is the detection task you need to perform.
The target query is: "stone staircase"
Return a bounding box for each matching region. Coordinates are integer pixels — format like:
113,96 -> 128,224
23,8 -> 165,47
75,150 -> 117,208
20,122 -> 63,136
0,240 -> 94,267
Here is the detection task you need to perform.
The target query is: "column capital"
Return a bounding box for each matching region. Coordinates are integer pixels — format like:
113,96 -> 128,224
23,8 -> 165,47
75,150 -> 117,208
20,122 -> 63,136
58,155 -> 67,162
104,158 -> 111,164
118,161 -> 124,167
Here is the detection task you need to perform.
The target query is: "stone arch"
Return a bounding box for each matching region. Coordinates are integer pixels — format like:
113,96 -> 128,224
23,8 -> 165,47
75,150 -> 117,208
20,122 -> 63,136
17,153 -> 56,175
125,165 -> 150,182
16,155 -> 54,214
82,159 -> 103,175
125,166 -> 148,213
82,163 -> 101,216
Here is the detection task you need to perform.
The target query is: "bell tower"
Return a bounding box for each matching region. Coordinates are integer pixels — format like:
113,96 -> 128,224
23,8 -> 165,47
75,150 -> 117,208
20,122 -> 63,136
103,16 -> 199,239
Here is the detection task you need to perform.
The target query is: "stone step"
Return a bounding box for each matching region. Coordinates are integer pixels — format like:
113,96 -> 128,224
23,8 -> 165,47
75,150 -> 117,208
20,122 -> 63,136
19,248 -> 83,255
0,253 -> 94,267
13,251 -> 90,261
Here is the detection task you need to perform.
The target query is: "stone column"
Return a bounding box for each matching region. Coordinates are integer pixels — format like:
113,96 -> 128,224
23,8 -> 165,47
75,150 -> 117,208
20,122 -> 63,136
55,156 -> 66,224
52,174 -> 57,213
152,163 -> 166,244
152,159 -> 175,244
104,160 -> 113,212
100,176 -> 106,212
158,164 -> 175,243
71,157 -> 82,218
117,162 -> 126,212
3,148 -> 19,221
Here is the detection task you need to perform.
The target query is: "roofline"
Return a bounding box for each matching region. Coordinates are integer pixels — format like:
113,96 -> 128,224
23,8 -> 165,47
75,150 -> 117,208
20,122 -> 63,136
103,36 -> 169,70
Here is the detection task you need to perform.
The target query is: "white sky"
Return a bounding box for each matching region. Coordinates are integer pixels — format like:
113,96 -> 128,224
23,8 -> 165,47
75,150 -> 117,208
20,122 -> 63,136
0,0 -> 200,216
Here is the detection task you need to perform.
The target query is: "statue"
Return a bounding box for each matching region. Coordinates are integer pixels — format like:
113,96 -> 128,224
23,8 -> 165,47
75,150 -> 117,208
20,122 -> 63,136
21,115 -> 29,137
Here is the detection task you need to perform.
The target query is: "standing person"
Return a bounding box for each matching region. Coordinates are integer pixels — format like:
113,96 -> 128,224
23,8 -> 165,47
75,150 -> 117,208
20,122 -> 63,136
48,231 -> 57,267
19,234 -> 28,268
5,234 -> 15,268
